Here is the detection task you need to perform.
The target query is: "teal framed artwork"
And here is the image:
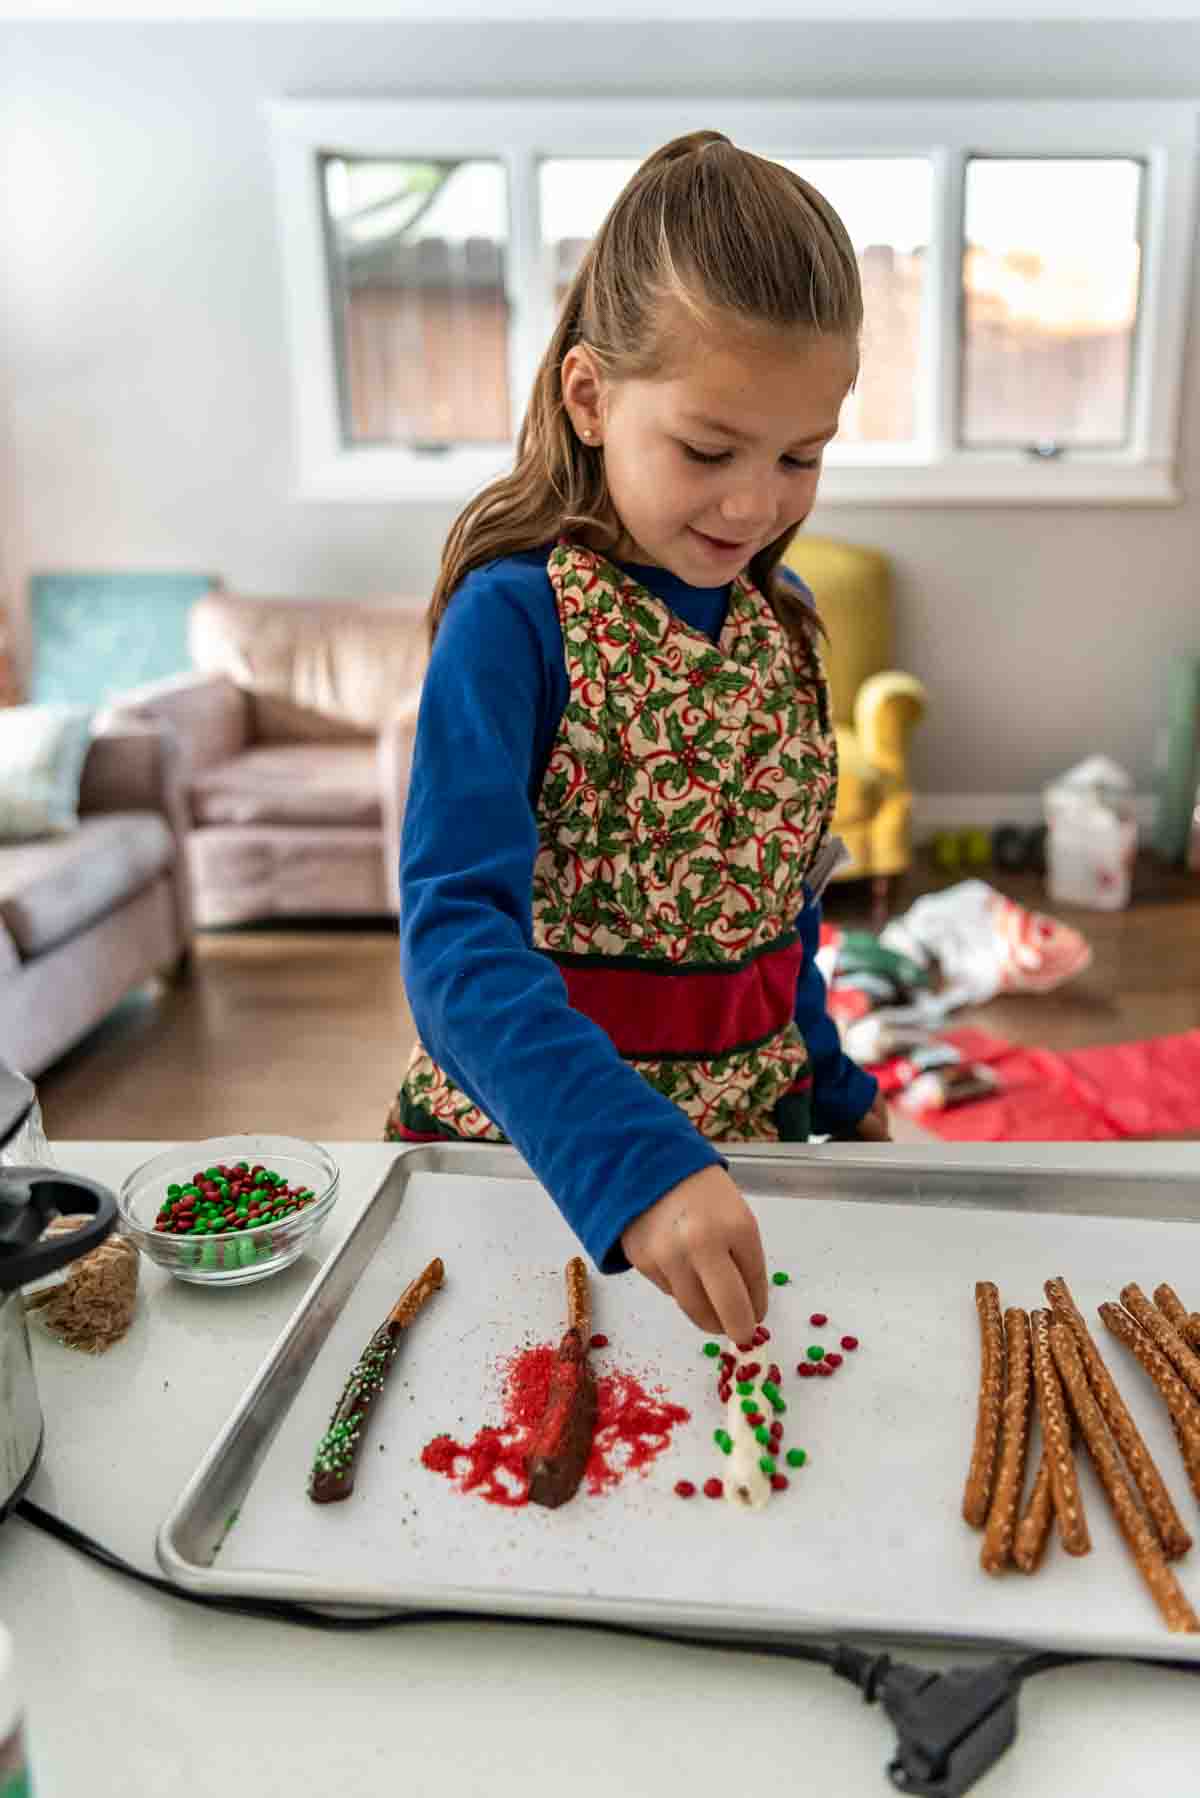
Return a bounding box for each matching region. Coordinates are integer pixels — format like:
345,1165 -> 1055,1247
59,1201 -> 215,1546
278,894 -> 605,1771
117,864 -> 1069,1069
29,572 -> 218,706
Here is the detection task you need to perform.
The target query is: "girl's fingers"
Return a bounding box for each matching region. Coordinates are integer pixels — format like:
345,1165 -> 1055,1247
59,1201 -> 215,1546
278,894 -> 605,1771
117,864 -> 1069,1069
635,1260 -> 672,1299
662,1261 -> 724,1335
729,1214 -> 769,1323
693,1249 -> 758,1346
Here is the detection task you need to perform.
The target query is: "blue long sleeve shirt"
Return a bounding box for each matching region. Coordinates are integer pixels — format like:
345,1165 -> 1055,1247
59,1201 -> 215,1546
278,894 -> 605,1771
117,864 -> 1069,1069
399,548 -> 877,1273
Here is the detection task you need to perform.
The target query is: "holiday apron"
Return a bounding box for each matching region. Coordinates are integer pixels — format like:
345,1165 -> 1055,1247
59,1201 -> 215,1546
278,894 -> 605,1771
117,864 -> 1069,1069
387,539 -> 838,1145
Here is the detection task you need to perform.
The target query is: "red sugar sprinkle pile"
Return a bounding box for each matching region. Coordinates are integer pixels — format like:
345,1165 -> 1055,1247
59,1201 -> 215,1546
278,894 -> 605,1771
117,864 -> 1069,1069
421,1344 -> 690,1508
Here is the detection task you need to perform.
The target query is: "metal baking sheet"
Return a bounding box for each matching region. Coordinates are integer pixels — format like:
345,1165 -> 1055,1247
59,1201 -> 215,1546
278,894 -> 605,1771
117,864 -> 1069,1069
158,1144 -> 1200,1660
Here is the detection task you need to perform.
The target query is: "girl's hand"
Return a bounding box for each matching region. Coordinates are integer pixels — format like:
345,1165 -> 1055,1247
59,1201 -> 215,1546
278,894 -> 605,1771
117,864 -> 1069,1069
621,1165 -> 767,1344
854,1092 -> 892,1141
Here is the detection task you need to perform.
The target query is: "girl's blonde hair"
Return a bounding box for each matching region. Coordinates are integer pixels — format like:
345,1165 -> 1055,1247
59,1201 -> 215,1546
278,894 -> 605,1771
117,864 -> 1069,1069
428,130 -> 862,646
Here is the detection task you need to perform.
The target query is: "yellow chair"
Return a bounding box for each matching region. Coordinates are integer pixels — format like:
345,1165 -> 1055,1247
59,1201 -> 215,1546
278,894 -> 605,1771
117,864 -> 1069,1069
782,535 -> 927,915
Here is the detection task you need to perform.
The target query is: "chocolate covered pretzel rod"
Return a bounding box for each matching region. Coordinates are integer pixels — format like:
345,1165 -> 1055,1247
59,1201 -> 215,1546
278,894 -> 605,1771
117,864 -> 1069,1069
1154,1283 -> 1200,1352
1100,1302 -> 1200,1505
964,1281 -> 1005,1529
1120,1284 -> 1200,1403
1013,1449 -> 1055,1575
981,1308 -> 1032,1574
1050,1322 -> 1200,1634
308,1257 -> 445,1504
1029,1308 -> 1090,1557
1046,1276 -> 1190,1560
526,1257 -> 598,1510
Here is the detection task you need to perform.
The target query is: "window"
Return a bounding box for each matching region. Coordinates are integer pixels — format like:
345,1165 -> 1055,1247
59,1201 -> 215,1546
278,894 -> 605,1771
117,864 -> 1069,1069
269,100 -> 1196,504
323,156 -> 511,447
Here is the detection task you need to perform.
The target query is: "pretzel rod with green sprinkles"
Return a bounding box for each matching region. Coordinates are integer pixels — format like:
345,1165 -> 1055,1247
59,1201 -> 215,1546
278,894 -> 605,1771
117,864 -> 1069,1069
308,1258 -> 445,1504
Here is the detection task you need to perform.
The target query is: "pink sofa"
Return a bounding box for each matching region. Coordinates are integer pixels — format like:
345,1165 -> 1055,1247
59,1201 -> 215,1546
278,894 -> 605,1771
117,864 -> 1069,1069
109,591 -> 427,926
0,722 -> 192,1075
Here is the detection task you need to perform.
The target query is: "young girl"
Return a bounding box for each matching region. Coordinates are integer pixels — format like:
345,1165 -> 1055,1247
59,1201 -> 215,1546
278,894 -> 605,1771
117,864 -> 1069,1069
388,131 -> 889,1347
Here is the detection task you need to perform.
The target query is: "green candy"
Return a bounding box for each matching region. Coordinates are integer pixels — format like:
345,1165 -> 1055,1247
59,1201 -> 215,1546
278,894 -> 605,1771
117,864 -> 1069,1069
702,1342 -> 720,1358
205,1166 -> 221,1180
713,1429 -> 732,1454
236,1161 -> 249,1170
755,1426 -> 770,1445
807,1345 -> 825,1362
736,1380 -> 754,1396
740,1398 -> 756,1415
758,1456 -> 776,1475
786,1449 -> 807,1468
167,1183 -> 182,1198
771,1271 -> 790,1286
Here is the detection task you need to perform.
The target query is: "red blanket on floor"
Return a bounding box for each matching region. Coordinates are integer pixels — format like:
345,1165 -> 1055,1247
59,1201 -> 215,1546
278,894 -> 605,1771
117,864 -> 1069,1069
908,1027 -> 1200,1141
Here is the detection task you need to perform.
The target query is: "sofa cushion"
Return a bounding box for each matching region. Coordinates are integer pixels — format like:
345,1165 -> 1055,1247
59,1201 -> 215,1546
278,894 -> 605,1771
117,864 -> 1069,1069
189,744 -> 382,829
0,812 -> 174,957
189,592 -> 427,738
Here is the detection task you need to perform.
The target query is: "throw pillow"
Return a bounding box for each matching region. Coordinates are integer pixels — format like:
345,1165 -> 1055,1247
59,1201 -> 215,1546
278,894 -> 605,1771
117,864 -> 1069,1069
0,704 -> 94,840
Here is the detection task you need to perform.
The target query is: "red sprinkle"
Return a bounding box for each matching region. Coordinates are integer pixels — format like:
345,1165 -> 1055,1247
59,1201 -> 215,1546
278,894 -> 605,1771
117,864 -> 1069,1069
753,1326 -> 771,1345
719,1351 -> 736,1368
767,1364 -> 782,1386
770,1420 -> 783,1438
825,1352 -> 844,1368
735,1341 -> 755,1353
810,1313 -> 828,1327
718,1384 -> 732,1404
770,1473 -> 790,1492
674,1480 -> 697,1498
588,1333 -> 609,1350
746,1411 -> 765,1428
841,1335 -> 859,1351
736,1362 -> 762,1380
420,1344 -> 690,1507
703,1477 -> 723,1499
797,1363 -> 816,1378
816,1362 -> 834,1378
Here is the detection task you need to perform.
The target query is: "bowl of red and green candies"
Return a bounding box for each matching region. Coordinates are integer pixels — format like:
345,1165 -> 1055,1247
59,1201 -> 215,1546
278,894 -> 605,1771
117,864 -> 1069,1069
118,1134 -> 339,1284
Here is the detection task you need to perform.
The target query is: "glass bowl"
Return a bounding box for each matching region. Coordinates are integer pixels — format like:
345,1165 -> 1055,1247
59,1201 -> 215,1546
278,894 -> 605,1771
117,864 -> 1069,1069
118,1133 -> 339,1285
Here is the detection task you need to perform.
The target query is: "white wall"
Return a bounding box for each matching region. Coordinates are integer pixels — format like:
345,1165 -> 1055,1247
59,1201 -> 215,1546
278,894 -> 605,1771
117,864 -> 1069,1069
2,19 -> 1198,801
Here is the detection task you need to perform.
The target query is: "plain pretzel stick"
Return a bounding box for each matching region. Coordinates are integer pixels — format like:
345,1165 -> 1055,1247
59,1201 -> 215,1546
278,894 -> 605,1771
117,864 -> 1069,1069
1050,1322 -> 1200,1633
1100,1303 -> 1200,1504
566,1255 -> 591,1341
1120,1284 -> 1200,1403
1154,1283 -> 1200,1352
981,1308 -> 1032,1574
1029,1309 -> 1090,1557
964,1281 -> 1005,1528
1046,1276 -> 1190,1559
1013,1449 -> 1055,1574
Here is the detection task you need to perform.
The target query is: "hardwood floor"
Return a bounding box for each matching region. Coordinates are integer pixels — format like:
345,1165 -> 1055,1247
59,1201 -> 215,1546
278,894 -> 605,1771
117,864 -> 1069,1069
36,855 -> 1200,1143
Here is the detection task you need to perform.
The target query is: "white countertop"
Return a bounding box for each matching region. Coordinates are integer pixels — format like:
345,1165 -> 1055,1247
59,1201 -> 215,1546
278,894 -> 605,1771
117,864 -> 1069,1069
5,1140 -> 1200,1798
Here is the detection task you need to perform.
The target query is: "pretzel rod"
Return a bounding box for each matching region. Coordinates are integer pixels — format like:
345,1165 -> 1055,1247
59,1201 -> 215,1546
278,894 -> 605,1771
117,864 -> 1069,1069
1119,1284 -> 1200,1403
1046,1276 -> 1190,1560
1099,1303 -> 1200,1505
1154,1283 -> 1200,1352
1050,1322 -> 1200,1634
964,1281 -> 1005,1529
565,1255 -> 591,1340
1013,1449 -> 1055,1575
981,1308 -> 1032,1575
308,1258 -> 445,1504
1030,1309 -> 1090,1557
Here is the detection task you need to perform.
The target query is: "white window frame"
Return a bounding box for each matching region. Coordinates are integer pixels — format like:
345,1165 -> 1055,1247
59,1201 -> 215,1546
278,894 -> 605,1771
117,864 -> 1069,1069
267,98 -> 1197,507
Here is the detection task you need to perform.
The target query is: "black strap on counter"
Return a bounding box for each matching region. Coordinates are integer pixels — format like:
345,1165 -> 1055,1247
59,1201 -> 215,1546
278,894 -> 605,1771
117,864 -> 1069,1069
16,1497 -> 1200,1796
